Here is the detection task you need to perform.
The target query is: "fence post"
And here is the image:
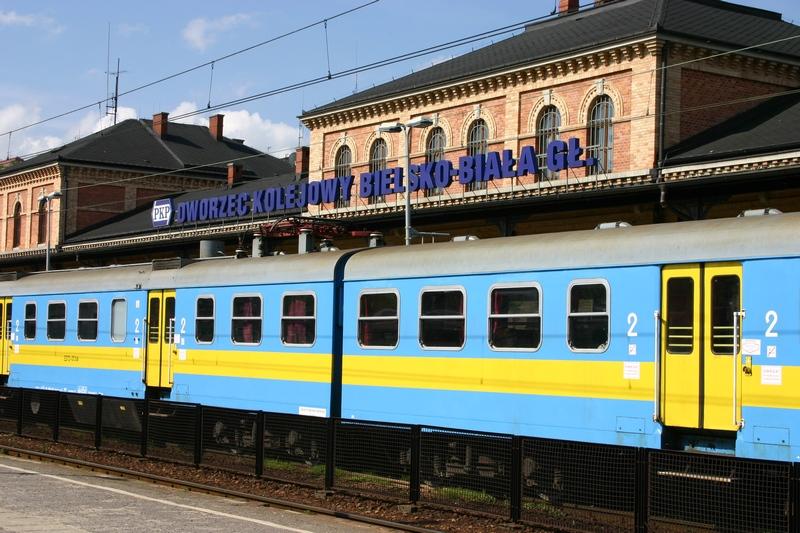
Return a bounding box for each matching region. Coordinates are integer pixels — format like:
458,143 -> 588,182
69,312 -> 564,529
194,404 -> 203,466
140,399 -> 149,458
16,388 -> 23,435
791,462 -> 800,533
510,435 -> 522,522
635,447 -> 649,533
255,411 -> 265,478
324,417 -> 336,491
53,391 -> 61,442
410,425 -> 421,504
94,395 -> 103,450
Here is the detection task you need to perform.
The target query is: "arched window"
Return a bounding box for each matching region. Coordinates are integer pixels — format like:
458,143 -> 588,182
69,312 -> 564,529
37,200 -> 47,244
587,95 -> 614,174
368,139 -> 387,205
536,105 -> 561,180
424,127 -> 446,197
465,119 -> 488,192
11,202 -> 21,249
334,145 -> 352,208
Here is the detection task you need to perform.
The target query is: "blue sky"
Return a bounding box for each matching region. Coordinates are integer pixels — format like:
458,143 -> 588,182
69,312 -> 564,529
1,0 -> 798,159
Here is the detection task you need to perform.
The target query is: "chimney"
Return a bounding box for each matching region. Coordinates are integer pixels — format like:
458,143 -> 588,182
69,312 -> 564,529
153,112 -> 169,138
227,163 -> 241,188
559,0 -> 579,14
209,114 -> 224,141
295,146 -> 309,179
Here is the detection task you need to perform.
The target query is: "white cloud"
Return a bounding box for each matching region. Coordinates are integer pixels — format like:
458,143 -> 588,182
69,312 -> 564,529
223,109 -> 298,157
169,101 -> 206,125
168,101 -> 298,156
181,14 -> 250,51
0,10 -> 63,35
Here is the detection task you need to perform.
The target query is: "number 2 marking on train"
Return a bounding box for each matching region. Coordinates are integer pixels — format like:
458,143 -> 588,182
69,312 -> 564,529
765,310 -> 778,337
134,318 -> 140,334
627,313 -> 638,337
180,318 -> 186,335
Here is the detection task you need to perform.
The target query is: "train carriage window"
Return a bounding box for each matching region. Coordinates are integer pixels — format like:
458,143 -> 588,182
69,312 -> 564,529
148,297 -> 160,344
567,281 -> 609,351
24,303 -> 36,339
232,295 -> 261,344
358,291 -> 399,348
711,275 -> 740,355
195,297 -> 215,343
77,301 -> 98,341
489,285 -> 541,350
47,302 -> 66,341
110,299 -> 126,342
163,296 -> 175,345
420,288 -> 465,349
281,294 -> 316,346
666,278 -> 693,354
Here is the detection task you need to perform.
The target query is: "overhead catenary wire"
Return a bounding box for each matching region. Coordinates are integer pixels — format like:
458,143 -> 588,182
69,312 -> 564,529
6,4 -> 800,164
0,0 -> 380,140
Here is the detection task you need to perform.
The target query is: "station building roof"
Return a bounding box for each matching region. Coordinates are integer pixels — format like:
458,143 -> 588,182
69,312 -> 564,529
665,92 -> 800,165
0,118 -> 292,180
302,0 -> 800,118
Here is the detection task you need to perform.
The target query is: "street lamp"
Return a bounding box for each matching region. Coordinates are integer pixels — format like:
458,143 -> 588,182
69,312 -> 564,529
38,190 -> 62,271
378,116 -> 434,246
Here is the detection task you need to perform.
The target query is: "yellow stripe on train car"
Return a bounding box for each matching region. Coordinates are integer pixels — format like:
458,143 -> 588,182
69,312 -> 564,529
342,356 -> 655,401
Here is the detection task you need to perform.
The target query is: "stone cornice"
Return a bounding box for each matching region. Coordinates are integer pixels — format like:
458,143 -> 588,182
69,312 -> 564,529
301,37 -> 661,130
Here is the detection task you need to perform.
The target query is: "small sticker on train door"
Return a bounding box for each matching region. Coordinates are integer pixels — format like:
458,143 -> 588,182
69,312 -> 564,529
628,344 -> 637,356
133,348 -> 140,359
742,338 -> 761,356
624,361 -> 640,380
767,345 -> 777,358
761,365 -> 782,385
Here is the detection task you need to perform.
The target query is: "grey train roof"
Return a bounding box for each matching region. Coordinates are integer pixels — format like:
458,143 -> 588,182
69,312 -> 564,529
0,213 -> 797,296
0,251 -> 348,297
343,212 -> 800,281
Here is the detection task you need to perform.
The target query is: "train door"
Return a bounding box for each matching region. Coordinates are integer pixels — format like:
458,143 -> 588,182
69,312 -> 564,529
0,298 -> 10,376
145,290 -> 176,388
660,263 -> 743,431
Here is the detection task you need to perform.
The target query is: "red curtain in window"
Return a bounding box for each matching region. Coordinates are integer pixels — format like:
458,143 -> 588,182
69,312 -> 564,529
285,297 -> 308,344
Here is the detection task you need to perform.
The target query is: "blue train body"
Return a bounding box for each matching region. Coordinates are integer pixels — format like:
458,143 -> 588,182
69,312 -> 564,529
1,213 -> 799,462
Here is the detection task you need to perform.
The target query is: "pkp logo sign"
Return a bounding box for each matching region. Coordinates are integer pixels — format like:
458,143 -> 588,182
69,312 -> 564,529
151,199 -> 173,228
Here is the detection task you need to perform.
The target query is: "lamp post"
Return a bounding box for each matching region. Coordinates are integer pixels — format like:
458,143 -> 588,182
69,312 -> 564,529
378,116 -> 433,246
39,190 -> 62,271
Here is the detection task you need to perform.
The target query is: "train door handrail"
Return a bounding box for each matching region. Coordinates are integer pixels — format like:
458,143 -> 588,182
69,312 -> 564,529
732,310 -> 745,430
653,310 -> 661,422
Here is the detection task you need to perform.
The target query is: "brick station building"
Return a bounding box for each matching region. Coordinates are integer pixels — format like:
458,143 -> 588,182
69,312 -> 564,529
0,113 -> 292,269
300,0 -> 800,245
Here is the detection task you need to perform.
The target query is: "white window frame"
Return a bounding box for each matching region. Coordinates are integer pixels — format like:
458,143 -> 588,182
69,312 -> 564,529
487,282 -> 542,352
195,295 -> 215,344
357,288 -> 400,350
47,300 -> 67,342
77,299 -> 99,342
280,291 -> 316,347
110,298 -> 127,343
24,301 -> 36,340
231,293 -> 262,346
418,285 -> 466,351
566,279 -> 610,353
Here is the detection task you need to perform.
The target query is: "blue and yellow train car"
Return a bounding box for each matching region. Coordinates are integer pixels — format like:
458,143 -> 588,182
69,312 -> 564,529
0,252 -> 348,418
1,212 -> 799,461
340,213 -> 800,461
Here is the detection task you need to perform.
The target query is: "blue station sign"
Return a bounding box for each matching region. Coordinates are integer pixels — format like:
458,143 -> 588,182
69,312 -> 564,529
159,138 -> 595,227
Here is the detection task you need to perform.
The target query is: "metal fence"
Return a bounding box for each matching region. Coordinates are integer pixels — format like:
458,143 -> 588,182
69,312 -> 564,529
0,386 -> 797,532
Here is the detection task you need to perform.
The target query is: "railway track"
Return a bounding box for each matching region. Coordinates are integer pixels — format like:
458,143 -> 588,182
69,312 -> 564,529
0,443 -> 442,533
